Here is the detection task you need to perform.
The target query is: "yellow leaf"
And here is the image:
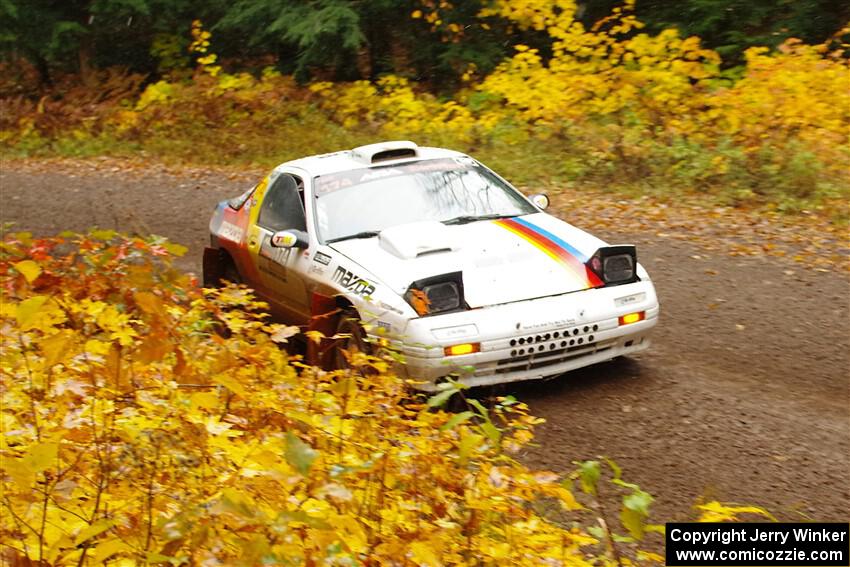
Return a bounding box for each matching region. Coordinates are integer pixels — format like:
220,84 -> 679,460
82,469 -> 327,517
41,330 -> 75,367
46,533 -> 74,564
337,516 -> 368,553
15,295 -> 48,329
410,541 -> 442,566
75,519 -> 116,546
213,373 -> 247,396
458,431 -> 484,464
5,456 -> 36,489
134,291 -> 164,314
304,329 -> 325,345
27,441 -> 59,473
14,259 -> 41,283
555,486 -> 583,511
85,338 -> 111,356
301,498 -> 331,518
91,538 -> 132,564
135,334 -> 172,363
190,390 -> 220,410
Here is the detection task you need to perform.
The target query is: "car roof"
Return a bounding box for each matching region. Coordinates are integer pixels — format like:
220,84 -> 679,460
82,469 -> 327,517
274,141 -> 469,177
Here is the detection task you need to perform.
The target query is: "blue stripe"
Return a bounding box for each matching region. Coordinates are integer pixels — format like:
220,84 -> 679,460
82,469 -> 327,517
513,217 -> 589,261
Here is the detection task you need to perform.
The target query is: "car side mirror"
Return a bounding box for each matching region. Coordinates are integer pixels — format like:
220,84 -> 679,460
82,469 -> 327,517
270,229 -> 309,249
530,193 -> 549,210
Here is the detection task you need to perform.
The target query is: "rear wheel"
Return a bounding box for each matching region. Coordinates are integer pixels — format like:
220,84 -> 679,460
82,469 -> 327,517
220,256 -> 242,285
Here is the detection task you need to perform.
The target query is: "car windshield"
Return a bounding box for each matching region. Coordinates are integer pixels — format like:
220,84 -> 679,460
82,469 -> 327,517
314,158 -> 537,243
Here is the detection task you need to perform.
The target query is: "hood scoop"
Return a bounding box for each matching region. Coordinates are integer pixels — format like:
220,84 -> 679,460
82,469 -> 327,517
379,221 -> 457,260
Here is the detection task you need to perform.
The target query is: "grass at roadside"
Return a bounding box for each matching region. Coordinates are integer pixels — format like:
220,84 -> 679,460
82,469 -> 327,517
4,122 -> 847,227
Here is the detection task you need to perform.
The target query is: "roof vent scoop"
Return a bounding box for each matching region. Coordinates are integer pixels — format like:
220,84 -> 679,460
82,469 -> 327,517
351,141 -> 419,164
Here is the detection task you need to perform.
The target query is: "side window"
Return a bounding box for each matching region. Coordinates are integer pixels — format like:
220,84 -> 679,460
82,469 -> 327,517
258,174 -> 306,232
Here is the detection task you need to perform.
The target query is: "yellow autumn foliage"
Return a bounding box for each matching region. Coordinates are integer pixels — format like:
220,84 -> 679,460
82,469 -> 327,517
1,5 -> 847,213
0,232 -> 622,565
1,233 -> 774,565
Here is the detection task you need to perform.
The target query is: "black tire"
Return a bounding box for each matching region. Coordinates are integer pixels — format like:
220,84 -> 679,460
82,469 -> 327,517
221,257 -> 242,285
332,309 -> 369,369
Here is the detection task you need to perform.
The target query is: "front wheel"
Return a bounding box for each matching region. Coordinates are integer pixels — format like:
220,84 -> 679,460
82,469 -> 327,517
332,309 -> 370,369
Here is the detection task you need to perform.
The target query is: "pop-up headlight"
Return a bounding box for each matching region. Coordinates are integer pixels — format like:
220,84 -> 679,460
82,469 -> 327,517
587,245 -> 639,286
404,272 -> 466,316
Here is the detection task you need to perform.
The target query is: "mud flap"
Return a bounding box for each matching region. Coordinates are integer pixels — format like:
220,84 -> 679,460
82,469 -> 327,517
202,247 -> 222,287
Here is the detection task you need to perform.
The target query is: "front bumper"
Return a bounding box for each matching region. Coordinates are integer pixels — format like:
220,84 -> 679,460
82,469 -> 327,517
393,281 -> 659,391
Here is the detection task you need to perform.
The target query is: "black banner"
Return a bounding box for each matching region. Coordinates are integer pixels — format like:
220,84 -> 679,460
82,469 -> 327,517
666,523 -> 849,566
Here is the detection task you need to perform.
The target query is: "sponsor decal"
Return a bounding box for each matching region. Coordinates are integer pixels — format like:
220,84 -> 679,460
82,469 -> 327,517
332,266 -> 376,297
615,292 -> 646,307
375,320 -> 393,332
493,217 -> 603,288
219,221 -> 244,243
259,235 -> 292,282
360,168 -> 400,182
315,158 -> 470,196
518,318 -> 576,331
313,251 -> 332,265
260,235 -> 292,263
432,324 -> 478,341
308,264 -> 325,276
271,232 -> 297,248
378,301 -> 404,315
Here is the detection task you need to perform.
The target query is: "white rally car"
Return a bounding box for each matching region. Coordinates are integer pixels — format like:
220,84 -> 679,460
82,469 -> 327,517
203,141 -> 659,389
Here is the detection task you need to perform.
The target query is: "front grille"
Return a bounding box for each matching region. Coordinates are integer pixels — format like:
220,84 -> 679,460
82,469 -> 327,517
473,323 -> 616,377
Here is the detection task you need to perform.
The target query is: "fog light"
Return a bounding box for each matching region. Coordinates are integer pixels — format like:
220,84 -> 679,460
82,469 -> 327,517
618,311 -> 645,325
444,343 -> 480,356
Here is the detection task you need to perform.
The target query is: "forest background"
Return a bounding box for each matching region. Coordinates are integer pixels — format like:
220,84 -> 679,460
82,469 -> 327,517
1,0 -> 848,219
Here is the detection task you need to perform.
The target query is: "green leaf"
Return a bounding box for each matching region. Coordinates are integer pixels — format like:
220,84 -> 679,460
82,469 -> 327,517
285,431 -> 317,475
441,410 -> 474,431
90,229 -> 117,241
621,488 -> 653,540
623,488 -> 653,514
466,398 -> 489,418
479,420 -> 501,445
587,525 -> 605,540
163,242 -> 187,257
427,388 -> 456,408
605,456 -> 622,481
577,460 -> 601,496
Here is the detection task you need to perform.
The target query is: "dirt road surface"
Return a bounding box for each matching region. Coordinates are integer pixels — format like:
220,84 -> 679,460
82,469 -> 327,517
2,159 -> 848,526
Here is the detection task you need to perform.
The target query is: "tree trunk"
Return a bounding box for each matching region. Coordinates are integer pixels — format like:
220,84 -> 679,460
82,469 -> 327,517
78,33 -> 94,86
33,53 -> 53,90
78,5 -> 95,86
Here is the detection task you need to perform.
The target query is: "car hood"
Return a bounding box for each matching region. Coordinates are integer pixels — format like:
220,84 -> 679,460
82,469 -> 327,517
328,213 -> 608,308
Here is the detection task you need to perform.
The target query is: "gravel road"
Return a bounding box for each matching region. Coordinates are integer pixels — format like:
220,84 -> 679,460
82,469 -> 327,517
2,159 -> 847,525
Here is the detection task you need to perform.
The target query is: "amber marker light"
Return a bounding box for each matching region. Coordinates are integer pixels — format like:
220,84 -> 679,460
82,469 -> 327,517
618,311 -> 646,326
444,343 -> 480,356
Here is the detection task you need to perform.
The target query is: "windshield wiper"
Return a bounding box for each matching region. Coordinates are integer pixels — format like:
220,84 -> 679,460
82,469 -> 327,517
441,213 -> 519,226
325,230 -> 381,244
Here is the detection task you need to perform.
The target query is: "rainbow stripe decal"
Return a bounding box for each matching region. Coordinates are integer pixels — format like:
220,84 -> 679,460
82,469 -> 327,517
493,217 -> 604,288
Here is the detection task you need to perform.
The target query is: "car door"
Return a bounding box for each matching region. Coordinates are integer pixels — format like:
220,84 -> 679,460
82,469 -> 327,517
248,172 -> 311,322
